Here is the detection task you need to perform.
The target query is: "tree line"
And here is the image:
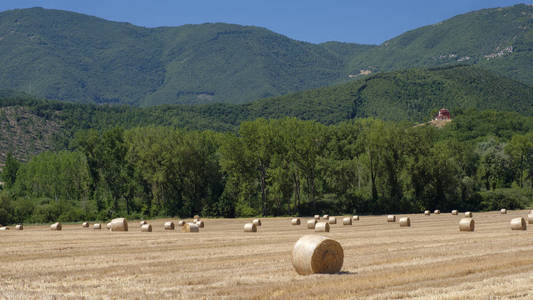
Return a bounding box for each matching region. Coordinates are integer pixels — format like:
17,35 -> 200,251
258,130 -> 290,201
1,110 -> 532,224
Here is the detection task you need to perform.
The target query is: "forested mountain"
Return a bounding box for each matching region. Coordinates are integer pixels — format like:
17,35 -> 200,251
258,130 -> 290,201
0,4 -> 532,105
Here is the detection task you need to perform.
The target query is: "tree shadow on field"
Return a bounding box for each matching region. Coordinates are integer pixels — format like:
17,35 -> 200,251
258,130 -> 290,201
335,271 -> 357,275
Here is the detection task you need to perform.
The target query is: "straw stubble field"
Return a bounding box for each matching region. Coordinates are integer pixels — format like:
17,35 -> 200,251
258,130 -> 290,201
1,210 -> 533,299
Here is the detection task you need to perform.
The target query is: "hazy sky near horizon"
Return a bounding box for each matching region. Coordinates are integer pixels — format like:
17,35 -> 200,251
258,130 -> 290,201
0,0 -> 530,44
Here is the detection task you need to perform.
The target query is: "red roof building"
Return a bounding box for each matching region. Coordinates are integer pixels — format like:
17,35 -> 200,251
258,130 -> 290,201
435,108 -> 451,120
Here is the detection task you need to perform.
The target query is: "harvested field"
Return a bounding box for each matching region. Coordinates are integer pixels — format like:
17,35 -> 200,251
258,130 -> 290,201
1,210 -> 533,299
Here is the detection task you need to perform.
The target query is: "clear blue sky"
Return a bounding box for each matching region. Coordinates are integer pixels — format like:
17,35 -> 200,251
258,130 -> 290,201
0,0 -> 530,44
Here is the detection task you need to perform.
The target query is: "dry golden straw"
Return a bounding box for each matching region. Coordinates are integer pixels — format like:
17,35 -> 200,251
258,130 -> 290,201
399,217 -> 411,227
106,223 -> 111,230
178,220 -> 185,226
451,210 -> 458,215
434,210 -> 440,214
252,219 -> 261,226
82,222 -> 89,228
328,216 -> 337,224
500,209 -> 507,214
110,218 -> 128,232
307,219 -> 317,229
314,222 -> 330,232
0,226 -> 9,231
528,214 -> 533,225
193,218 -> 199,223
93,223 -> 102,230
244,223 -> 257,232
352,215 -> 359,221
140,220 -> 147,226
464,211 -> 473,218
314,215 -> 320,220
323,214 -> 329,219
182,223 -> 199,233
424,210 -> 430,216
195,220 -> 205,228
342,217 -> 352,225
164,221 -> 175,230
50,222 -> 62,231
459,218 -> 474,232
141,224 -> 152,232
510,217 -> 527,231
193,215 -> 200,220
387,215 -> 396,222
15,224 -> 23,230
291,235 -> 343,275
291,218 -> 301,225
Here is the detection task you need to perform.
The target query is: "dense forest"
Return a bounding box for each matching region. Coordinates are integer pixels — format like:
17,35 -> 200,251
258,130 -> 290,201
1,109 -> 532,224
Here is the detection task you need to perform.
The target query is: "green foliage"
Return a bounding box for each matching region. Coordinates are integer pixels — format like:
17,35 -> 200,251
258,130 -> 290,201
1,152 -> 20,188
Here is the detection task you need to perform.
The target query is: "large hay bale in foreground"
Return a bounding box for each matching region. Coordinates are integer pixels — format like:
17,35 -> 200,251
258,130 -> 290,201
0,227 -> 9,231
314,222 -> 330,232
182,223 -> 199,233
82,222 -> 89,228
178,220 -> 185,226
328,216 -> 337,224
50,222 -> 62,231
15,225 -> 23,230
500,209 -> 507,214
342,217 -> 352,225
291,235 -> 343,275
244,223 -> 257,232
164,221 -> 175,230
459,218 -> 474,232
451,210 -> 458,215
110,218 -> 128,232
291,218 -> 301,225
510,217 -> 527,231
140,224 -> 152,232
464,211 -> 473,218
252,219 -> 261,226
434,210 -> 440,214
352,215 -> 359,221
195,220 -> 204,228
399,217 -> 411,227
93,223 -> 102,230
528,214 -> 533,224
424,210 -> 430,216
387,215 -> 396,222
307,219 -> 317,229
314,215 -> 320,221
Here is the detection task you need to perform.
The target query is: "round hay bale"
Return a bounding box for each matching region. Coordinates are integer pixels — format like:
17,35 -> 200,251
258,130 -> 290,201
399,217 -> 411,227
252,219 -> 261,226
244,223 -> 257,232
0,227 -> 9,231
323,214 -> 329,220
352,215 -> 359,221
314,215 -> 320,221
193,215 -> 200,220
459,218 -> 474,232
307,219 -> 317,229
182,223 -> 199,233
140,224 -> 152,232
434,210 -> 440,214
193,218 -> 199,223
314,222 -> 330,232
15,224 -> 23,230
500,209 -> 507,214
93,223 -> 102,230
82,222 -> 89,228
424,210 -> 430,216
510,217 -> 526,231
451,210 -> 458,215
291,218 -> 301,225
387,215 -> 396,222
195,220 -> 204,228
291,235 -> 343,275
342,217 -> 352,225
178,220 -> 185,226
110,218 -> 128,232
50,222 -> 62,231
328,216 -> 337,224
464,211 -> 473,218
164,221 -> 175,230
528,214 -> 533,225
139,220 -> 147,226
106,223 -> 111,230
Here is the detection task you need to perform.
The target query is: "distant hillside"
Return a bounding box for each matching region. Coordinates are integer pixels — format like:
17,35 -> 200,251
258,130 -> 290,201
1,65 -> 532,161
0,5 -> 532,106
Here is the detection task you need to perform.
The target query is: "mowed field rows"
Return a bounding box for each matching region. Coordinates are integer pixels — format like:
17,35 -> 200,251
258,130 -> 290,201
1,211 -> 533,299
